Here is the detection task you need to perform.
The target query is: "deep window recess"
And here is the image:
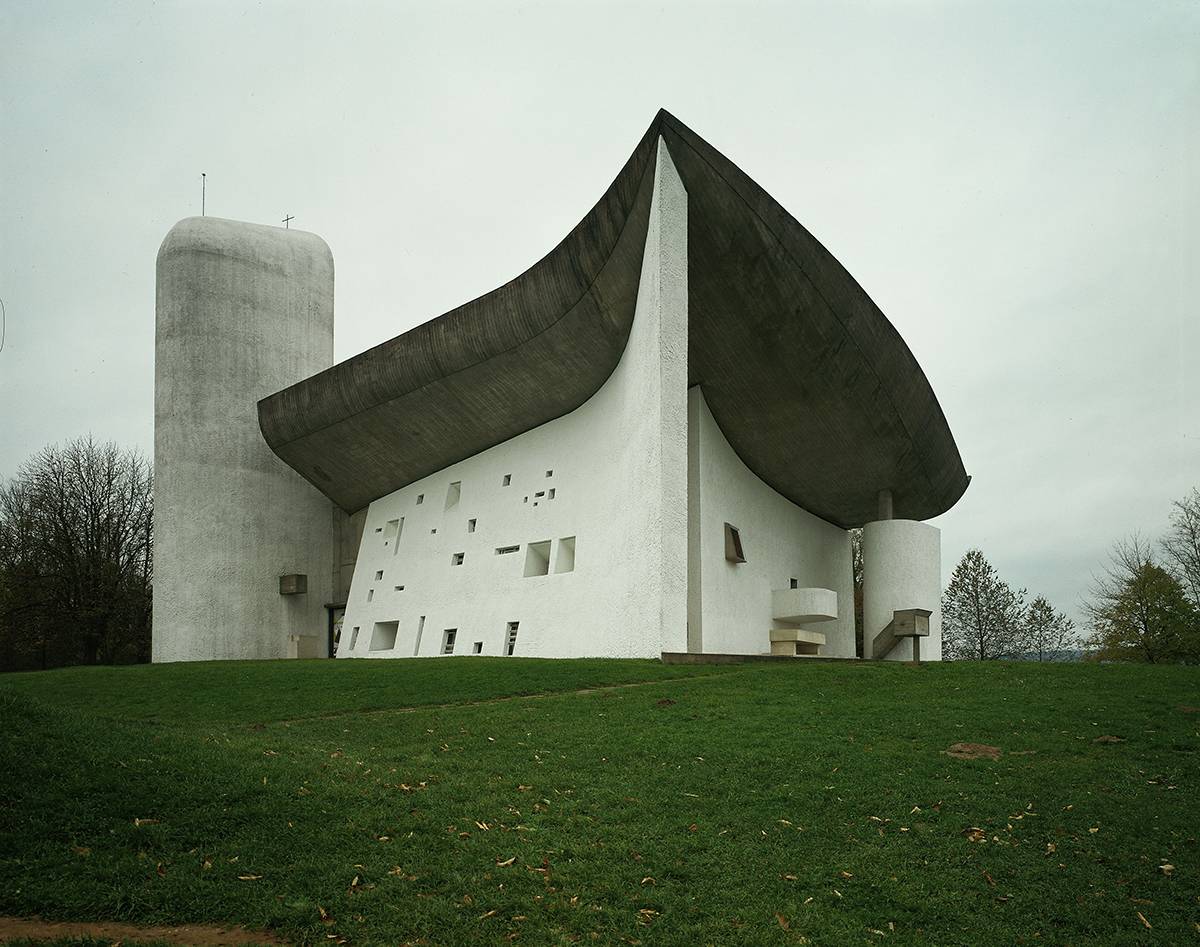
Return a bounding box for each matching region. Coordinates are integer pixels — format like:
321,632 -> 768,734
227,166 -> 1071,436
374,527 -> 382,533
431,528 -> 437,534
413,616 -> 425,656
472,641 -> 483,654
468,518 -> 477,533
367,589 -> 374,602
390,517 -> 405,555
374,570 -> 384,580
524,541 -> 551,577
369,621 -> 399,651
548,488 -> 556,500
442,628 -> 457,654
349,626 -> 360,649
451,552 -> 465,566
416,494 -> 424,505
724,523 -> 746,563
394,585 -> 405,591
790,577 -> 799,589
502,474 -> 512,486
495,545 -> 520,555
545,470 -> 553,477
554,536 -> 576,573
535,491 -> 545,498
505,621 -> 519,655
445,481 -> 461,510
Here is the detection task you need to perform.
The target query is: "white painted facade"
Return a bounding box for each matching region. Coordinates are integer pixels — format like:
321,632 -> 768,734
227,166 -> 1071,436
337,139 -> 688,660
862,519 -> 943,660
336,140 -> 910,662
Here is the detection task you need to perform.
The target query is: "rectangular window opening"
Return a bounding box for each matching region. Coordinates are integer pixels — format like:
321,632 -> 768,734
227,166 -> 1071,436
442,628 -> 457,655
390,517 -> 405,555
468,518 -> 477,533
451,552 -> 465,566
374,570 -> 384,581
413,616 -> 425,657
502,474 -> 512,486
369,620 -> 399,652
472,641 -> 483,654
416,494 -> 424,505
349,626 -> 360,650
545,470 -> 553,478
524,540 -> 551,577
534,491 -> 545,498
790,577 -> 799,589
495,545 -> 520,556
724,522 -> 746,563
553,536 -> 576,574
548,488 -> 556,500
394,585 -> 405,592
431,527 -> 437,534
445,481 -> 461,510
505,621 -> 519,656
366,588 -> 374,602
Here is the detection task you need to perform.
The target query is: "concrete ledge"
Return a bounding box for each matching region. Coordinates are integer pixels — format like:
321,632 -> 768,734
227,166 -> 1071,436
661,651 -> 862,665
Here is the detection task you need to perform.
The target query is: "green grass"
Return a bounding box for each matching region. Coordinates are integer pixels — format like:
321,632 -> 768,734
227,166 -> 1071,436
1,658 -> 1197,945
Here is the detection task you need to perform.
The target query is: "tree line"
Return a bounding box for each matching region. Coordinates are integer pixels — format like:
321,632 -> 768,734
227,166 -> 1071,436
941,488 -> 1200,663
0,437 -> 152,671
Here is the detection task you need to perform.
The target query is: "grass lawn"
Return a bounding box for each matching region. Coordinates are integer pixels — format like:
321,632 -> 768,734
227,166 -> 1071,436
1,657 -> 1197,945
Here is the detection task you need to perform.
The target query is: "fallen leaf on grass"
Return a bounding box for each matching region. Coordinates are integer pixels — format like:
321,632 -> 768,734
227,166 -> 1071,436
72,846 -> 90,857
1159,864 -> 1174,875
963,827 -> 987,843
1093,735 -> 1125,744
480,910 -> 497,919
133,818 -> 160,827
497,856 -> 516,867
839,871 -> 853,879
782,874 -> 798,881
641,877 -> 655,885
238,874 -> 263,880
1137,911 -> 1152,929
982,870 -> 996,887
776,914 -> 789,931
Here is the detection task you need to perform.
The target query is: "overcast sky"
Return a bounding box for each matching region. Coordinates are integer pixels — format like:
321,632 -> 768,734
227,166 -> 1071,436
2,0 -> 1196,627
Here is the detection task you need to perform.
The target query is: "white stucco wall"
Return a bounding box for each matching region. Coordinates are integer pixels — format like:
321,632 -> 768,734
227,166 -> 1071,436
862,519 -> 943,661
337,138 -> 688,660
687,388 -> 856,657
153,217 -> 335,662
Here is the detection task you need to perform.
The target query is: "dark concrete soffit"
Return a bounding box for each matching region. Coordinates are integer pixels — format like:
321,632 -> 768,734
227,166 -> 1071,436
257,110 -> 969,528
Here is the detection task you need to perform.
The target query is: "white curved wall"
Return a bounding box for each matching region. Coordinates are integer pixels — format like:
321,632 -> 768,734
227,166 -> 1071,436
337,138 -> 688,660
862,519 -> 942,661
687,388 -> 856,657
153,216 -> 335,661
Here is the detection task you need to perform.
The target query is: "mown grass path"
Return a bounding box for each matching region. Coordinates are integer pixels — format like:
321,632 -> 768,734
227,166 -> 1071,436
2,658 -> 1197,945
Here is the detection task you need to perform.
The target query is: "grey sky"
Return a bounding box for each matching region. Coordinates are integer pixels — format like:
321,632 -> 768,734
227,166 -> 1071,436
2,0 -> 1197,628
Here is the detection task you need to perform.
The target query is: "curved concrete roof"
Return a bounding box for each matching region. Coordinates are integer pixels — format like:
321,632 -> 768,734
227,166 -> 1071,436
258,110 -> 968,528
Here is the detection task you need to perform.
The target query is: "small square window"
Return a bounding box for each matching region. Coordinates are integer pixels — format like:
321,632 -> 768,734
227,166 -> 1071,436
472,641 -> 483,654
545,470 -> 553,478
431,528 -> 437,534
375,570 -> 384,580
442,628 -> 457,654
468,518 -> 477,533
502,474 -> 512,486
416,494 -> 424,505
789,577 -> 799,589
724,523 -> 746,563
452,552 -> 465,566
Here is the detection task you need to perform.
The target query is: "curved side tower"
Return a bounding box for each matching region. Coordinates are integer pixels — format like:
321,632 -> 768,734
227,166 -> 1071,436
153,216 -> 335,662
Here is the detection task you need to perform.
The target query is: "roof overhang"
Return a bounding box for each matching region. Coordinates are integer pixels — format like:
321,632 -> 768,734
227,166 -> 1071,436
258,110 -> 968,527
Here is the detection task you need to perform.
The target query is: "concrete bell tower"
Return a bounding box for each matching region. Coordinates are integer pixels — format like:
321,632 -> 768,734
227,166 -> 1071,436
153,216 -> 335,661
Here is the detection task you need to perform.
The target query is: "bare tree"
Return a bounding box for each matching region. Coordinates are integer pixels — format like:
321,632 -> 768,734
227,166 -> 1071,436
1162,487 -> 1200,609
941,549 -> 1027,660
1084,535 -> 1198,664
1024,595 -> 1077,661
0,436 -> 152,670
